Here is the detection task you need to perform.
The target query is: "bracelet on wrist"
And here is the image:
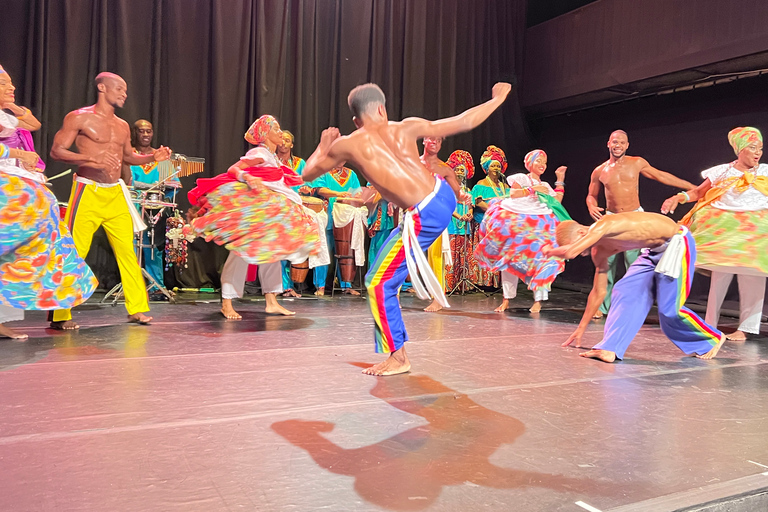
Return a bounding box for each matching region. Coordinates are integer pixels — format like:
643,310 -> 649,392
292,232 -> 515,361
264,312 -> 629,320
554,187 -> 565,194
0,144 -> 9,159
677,191 -> 690,204
555,181 -> 565,186
16,107 -> 29,119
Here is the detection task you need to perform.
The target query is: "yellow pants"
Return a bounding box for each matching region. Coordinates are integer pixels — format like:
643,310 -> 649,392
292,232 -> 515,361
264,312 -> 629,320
52,179 -> 149,321
427,234 -> 445,291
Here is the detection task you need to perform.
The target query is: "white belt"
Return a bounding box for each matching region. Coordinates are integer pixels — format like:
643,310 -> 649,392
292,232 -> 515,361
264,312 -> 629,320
654,226 -> 688,279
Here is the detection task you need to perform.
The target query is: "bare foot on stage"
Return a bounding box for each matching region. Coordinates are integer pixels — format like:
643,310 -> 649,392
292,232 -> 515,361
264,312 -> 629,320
592,310 -> 604,319
265,303 -> 296,316
49,320 -> 79,330
282,289 -> 301,298
314,289 -> 325,296
362,347 -> 411,376
529,301 -> 542,313
128,313 -> 153,325
424,299 -> 442,312
343,289 -> 361,296
579,349 -> 616,363
494,299 -> 509,313
0,324 -> 28,339
726,330 -> 746,341
697,334 -> 725,360
221,299 -> 242,320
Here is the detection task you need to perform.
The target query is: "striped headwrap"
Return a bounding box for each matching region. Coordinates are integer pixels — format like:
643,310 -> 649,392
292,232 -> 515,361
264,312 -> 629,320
447,150 -> 475,179
524,149 -> 547,171
727,127 -> 762,155
480,145 -> 507,174
245,115 -> 277,145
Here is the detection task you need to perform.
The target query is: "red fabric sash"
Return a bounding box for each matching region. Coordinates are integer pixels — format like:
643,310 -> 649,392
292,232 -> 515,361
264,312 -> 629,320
188,165 -> 303,206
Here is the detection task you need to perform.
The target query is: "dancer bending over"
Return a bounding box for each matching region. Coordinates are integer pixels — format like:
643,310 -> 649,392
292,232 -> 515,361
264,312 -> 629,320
544,212 -> 724,362
303,82 -> 511,376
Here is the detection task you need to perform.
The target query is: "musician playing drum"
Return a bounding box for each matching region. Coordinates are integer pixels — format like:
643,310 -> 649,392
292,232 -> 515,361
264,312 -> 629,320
127,119 -> 180,298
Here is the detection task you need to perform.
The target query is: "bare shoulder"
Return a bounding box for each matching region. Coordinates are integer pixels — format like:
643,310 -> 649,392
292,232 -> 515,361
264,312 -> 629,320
65,107 -> 94,125
592,161 -> 608,175
626,155 -> 648,167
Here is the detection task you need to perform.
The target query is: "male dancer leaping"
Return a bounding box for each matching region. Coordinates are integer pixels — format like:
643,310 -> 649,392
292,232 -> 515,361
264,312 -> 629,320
303,82 -> 511,375
544,212 -> 724,362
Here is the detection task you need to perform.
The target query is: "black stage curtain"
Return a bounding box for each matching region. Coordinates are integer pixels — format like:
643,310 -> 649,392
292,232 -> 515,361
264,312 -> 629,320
1,0 -> 528,289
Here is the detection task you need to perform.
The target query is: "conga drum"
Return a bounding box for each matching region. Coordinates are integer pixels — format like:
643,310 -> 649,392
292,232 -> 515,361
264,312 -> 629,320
332,197 -> 365,283
290,196 -> 326,284
301,195 -> 326,214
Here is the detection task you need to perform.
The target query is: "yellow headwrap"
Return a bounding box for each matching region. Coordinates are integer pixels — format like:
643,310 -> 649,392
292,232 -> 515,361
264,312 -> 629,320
727,127 -> 762,155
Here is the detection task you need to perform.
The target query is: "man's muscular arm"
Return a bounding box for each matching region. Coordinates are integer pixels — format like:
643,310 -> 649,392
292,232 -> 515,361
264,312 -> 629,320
50,112 -> 119,169
303,128 -> 349,182
563,254 -> 610,347
401,83 -> 511,140
639,159 -> 695,190
122,132 -> 171,166
543,221 -> 609,260
586,167 -> 604,220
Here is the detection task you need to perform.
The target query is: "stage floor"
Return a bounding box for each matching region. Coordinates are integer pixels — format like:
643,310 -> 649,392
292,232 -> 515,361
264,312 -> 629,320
1,291 -> 767,511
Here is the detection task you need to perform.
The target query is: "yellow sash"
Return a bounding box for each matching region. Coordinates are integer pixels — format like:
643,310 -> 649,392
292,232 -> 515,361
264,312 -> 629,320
681,171 -> 768,226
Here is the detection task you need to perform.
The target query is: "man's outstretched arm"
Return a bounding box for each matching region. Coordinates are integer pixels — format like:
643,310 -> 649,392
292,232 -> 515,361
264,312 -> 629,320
402,83 -> 511,140
303,128 -> 349,182
563,263 -> 609,347
639,159 -> 695,190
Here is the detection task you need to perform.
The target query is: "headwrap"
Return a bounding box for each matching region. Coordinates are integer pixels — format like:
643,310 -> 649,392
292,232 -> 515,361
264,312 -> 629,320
447,150 -> 475,179
480,145 -> 507,174
727,127 -> 762,155
245,115 -> 277,145
0,65 -> 6,74
524,149 -> 547,172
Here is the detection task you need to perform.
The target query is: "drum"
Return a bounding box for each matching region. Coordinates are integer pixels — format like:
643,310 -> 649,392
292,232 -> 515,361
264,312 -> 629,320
142,190 -> 166,209
290,260 -> 309,283
301,195 -> 325,213
332,199 -> 362,283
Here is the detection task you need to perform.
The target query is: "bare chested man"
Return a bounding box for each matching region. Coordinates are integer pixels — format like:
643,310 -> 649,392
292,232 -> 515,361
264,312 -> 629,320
587,130 -> 695,317
543,212 -> 723,362
303,82 -> 510,376
49,72 -> 171,329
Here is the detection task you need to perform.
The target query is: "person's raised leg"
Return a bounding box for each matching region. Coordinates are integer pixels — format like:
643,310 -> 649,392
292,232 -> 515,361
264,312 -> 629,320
102,202 -> 151,324
260,262 -> 294,315
221,252 -> 248,319
734,273 -> 765,338
583,254 -> 655,362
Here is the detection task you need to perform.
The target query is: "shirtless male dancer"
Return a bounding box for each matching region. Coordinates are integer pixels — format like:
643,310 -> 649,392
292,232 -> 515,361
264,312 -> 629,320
49,72 -> 171,328
303,82 -> 511,376
587,130 -> 694,317
544,212 -> 723,362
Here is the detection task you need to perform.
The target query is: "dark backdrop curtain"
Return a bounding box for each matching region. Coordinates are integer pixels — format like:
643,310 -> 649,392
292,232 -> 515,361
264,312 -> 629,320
1,0 -> 528,289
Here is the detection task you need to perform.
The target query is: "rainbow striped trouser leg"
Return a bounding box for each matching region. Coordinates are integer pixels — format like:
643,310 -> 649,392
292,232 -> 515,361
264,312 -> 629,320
594,230 -> 721,359
365,180 -> 455,353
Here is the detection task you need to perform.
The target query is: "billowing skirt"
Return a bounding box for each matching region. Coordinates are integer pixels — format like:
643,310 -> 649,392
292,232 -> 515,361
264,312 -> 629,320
191,182 -> 319,265
473,199 -> 564,291
689,206 -> 768,276
0,173 -> 97,309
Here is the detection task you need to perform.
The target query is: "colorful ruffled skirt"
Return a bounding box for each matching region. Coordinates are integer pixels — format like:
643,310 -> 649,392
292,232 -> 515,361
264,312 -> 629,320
191,182 -> 319,265
689,206 -> 768,276
473,199 -> 564,292
0,173 -> 97,309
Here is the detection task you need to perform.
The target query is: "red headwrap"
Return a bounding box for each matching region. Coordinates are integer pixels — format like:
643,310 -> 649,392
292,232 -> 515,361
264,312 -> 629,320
447,150 -> 475,179
480,145 -> 507,174
245,115 -> 277,145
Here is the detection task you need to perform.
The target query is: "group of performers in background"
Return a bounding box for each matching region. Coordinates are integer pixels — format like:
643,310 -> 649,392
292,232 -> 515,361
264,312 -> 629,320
2,62 -> 766,374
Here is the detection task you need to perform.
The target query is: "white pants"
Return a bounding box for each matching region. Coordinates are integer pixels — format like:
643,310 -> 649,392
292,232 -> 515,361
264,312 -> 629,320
501,272 -> 548,302
0,306 -> 24,324
705,271 -> 765,334
221,253 -> 283,299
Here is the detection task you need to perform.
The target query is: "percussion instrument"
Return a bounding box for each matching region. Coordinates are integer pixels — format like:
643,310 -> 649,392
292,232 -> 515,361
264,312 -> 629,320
290,260 -> 309,284
142,190 -> 166,207
156,154 -> 206,181
301,195 -> 326,213
332,199 -> 363,283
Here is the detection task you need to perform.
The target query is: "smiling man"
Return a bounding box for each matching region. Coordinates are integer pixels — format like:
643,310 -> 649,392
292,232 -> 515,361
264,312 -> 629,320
48,72 -> 171,329
586,130 -> 695,317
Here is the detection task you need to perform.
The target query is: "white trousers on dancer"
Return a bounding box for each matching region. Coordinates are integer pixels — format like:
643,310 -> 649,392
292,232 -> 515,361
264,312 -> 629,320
221,253 -> 283,299
0,306 -> 24,323
705,271 -> 765,334
501,272 -> 548,302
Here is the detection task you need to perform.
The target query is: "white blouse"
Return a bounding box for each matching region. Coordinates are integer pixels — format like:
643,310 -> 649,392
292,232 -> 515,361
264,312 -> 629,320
241,146 -> 301,204
0,110 -> 45,184
701,162 -> 768,212
498,173 -> 556,216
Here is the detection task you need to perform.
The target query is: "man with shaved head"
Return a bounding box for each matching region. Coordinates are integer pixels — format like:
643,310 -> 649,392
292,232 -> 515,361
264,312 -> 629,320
586,129 -> 695,317
49,72 -> 171,329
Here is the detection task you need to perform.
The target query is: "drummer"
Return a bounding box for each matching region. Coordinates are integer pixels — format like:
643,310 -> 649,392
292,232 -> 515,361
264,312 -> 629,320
277,130 -> 307,297
127,119 -> 180,296
308,163 -> 362,295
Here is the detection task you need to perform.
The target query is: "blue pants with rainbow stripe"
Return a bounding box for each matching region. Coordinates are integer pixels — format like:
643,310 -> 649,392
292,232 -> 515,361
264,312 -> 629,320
365,178 -> 455,353
594,230 -> 722,359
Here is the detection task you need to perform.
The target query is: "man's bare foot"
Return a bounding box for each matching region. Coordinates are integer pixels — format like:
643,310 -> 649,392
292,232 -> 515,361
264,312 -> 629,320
529,301 -> 542,313
726,330 -> 747,341
49,320 -> 79,330
282,289 -> 301,298
0,324 -> 28,339
362,347 -> 411,376
424,299 -> 442,312
127,313 -> 153,325
592,310 -> 604,319
494,299 -> 509,313
404,288 -> 415,294
579,349 -> 616,363
343,288 -> 361,296
314,289 -> 325,296
697,334 -> 726,360
265,303 -> 296,316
